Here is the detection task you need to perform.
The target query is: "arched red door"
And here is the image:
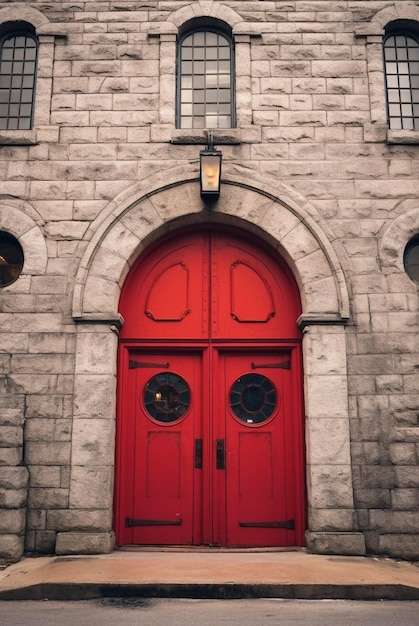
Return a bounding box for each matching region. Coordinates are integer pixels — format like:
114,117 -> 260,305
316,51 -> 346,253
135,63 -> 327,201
115,229 -> 305,547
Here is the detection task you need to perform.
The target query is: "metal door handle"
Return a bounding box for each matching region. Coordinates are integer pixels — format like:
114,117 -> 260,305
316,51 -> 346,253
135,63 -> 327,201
216,439 -> 225,470
195,439 -> 202,469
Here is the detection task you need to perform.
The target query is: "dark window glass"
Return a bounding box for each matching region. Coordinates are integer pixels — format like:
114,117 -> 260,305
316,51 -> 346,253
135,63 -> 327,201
0,232 -> 24,286
384,32 -> 419,130
404,237 -> 419,283
229,373 -> 277,425
0,32 -> 37,130
144,372 -> 191,423
178,29 -> 234,129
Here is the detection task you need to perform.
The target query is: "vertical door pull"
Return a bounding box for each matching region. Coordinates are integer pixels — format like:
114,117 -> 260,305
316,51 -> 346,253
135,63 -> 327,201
195,439 -> 203,469
216,439 -> 225,470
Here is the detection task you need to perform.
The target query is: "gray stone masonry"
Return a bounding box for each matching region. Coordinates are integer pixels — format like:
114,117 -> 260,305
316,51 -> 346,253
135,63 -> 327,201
0,1 -> 418,562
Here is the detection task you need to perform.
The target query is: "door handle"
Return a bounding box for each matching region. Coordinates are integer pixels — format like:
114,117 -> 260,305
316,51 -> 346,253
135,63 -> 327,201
216,439 -> 225,470
195,439 -> 202,469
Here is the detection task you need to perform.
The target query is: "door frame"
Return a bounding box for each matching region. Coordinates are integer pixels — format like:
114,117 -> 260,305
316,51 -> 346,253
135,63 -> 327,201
66,173 -> 363,557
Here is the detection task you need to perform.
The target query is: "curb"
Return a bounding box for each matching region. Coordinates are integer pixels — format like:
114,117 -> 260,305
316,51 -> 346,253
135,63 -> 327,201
1,583 -> 419,602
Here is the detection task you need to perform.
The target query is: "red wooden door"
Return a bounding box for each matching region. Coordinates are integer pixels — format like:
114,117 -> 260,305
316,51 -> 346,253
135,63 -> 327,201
115,228 -> 305,547
215,351 -> 302,547
117,351 -> 203,546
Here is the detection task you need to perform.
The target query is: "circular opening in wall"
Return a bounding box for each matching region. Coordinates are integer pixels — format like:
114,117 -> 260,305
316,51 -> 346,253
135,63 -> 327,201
404,236 -> 419,283
0,232 -> 24,287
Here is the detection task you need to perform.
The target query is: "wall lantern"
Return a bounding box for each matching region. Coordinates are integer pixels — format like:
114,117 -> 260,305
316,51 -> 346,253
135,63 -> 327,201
200,132 -> 222,204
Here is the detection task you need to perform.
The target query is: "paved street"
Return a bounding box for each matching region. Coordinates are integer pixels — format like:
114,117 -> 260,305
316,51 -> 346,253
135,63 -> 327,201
1,599 -> 419,626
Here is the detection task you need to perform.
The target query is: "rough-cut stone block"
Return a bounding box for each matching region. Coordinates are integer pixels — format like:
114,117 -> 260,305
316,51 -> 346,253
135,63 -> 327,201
304,375 -> 349,419
0,467 -> 28,490
55,531 -> 115,555
69,465 -> 113,509
306,531 -> 366,556
378,534 -> 419,560
0,534 -> 24,563
391,489 -> 419,510
34,530 -> 57,554
0,509 -> 26,533
28,488 -> 69,509
24,442 -> 71,466
354,489 -> 391,509
395,467 -> 419,488
306,418 -> 351,465
389,443 -> 417,465
0,488 -> 27,509
73,375 -> 116,420
46,509 -> 112,533
0,426 -> 23,448
303,327 -> 347,376
0,448 -> 22,467
75,331 -> 118,376
71,419 -> 115,466
307,465 -> 354,509
308,508 -> 356,532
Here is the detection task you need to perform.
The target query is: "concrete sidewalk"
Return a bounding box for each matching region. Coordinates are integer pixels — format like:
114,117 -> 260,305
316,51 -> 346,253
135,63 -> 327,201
1,549 -> 419,601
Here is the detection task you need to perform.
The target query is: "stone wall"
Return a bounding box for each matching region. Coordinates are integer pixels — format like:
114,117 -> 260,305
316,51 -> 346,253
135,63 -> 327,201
0,1 -> 418,562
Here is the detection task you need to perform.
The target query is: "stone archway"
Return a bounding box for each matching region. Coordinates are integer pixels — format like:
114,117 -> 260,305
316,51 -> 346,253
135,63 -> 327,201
57,168 -> 365,556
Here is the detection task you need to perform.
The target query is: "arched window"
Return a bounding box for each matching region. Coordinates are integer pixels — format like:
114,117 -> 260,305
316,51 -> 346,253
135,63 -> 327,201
0,29 -> 38,130
177,23 -> 235,129
384,28 -> 419,130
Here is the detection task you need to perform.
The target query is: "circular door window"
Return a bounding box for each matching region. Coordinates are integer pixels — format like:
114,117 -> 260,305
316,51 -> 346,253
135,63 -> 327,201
143,372 -> 191,423
229,373 -> 277,425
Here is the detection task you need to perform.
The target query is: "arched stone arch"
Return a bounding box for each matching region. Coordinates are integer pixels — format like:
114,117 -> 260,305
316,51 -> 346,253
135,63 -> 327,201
380,205 -> 419,285
159,1 -> 244,34
355,2 -> 419,37
61,172 -> 365,558
72,166 -> 350,322
0,201 -> 47,279
0,3 -> 62,35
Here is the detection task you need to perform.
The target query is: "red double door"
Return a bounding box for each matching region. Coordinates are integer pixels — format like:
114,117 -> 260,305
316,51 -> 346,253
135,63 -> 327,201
115,229 -> 305,547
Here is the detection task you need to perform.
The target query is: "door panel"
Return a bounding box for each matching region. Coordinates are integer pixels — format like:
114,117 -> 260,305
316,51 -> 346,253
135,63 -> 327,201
118,352 -> 202,546
220,352 -> 299,547
119,230 -> 301,341
120,234 -> 209,340
210,233 -> 301,339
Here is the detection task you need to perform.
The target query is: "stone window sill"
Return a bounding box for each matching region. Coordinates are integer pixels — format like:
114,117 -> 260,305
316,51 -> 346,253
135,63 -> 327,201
364,124 -> 419,145
387,129 -> 419,145
0,126 -> 59,146
171,128 -> 242,145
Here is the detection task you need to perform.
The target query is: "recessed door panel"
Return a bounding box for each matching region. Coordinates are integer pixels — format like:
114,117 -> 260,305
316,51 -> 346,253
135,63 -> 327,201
210,234 -> 301,339
120,233 -> 209,340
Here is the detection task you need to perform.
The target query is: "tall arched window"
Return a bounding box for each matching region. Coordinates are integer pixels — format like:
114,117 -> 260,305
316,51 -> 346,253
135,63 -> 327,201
384,28 -> 419,130
0,30 -> 38,130
177,23 -> 235,129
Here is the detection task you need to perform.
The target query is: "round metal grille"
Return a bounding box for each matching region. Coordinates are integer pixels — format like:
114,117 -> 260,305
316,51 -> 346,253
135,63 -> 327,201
144,372 -> 190,423
229,373 -> 277,425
